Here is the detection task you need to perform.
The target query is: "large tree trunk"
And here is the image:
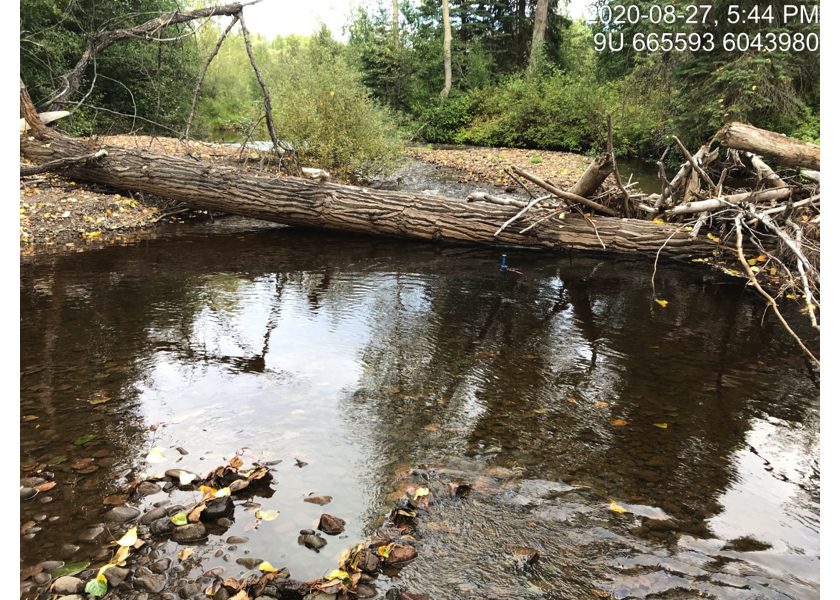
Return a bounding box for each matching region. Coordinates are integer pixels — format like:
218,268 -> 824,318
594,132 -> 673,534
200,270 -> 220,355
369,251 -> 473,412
440,0 -> 452,98
20,131 -> 722,260
528,0 -> 549,72
718,122 -> 820,170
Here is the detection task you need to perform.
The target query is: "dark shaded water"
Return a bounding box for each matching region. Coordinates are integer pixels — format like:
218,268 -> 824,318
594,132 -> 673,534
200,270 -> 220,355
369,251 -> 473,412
20,220 -> 819,598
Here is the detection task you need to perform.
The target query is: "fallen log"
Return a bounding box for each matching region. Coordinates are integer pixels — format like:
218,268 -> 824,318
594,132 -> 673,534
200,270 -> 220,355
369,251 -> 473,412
20,131 -> 723,259
569,151 -> 614,199
718,122 -> 820,170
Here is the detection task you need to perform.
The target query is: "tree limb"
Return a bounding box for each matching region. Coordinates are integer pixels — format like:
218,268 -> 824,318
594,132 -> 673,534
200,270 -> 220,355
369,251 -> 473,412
39,1 -> 262,110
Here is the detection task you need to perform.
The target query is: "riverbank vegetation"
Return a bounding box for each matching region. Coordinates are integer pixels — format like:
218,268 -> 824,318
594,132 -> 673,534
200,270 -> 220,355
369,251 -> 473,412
22,1 -> 819,170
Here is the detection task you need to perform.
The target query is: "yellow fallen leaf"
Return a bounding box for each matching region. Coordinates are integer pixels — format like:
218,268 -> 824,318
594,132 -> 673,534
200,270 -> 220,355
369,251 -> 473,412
424,424 -> 440,431
111,544 -> 131,566
255,509 -> 279,521
611,419 -> 627,426
178,548 -> 194,560
179,471 -> 196,485
610,501 -> 628,514
655,299 -> 668,307
117,526 -> 138,546
593,401 -> 609,408
653,423 -> 668,429
567,397 -> 577,403
413,487 -> 429,501
145,448 -> 166,463
259,561 -> 277,573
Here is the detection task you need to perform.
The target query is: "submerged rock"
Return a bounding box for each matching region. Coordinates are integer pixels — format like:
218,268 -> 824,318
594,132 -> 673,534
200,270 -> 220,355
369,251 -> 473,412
303,495 -> 332,506
104,505 -> 141,524
53,576 -> 85,594
317,514 -> 346,535
298,533 -> 327,551
172,523 -> 207,542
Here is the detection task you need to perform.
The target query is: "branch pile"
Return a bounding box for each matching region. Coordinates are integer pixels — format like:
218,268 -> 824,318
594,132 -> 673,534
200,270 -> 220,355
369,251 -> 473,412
471,121 -> 819,359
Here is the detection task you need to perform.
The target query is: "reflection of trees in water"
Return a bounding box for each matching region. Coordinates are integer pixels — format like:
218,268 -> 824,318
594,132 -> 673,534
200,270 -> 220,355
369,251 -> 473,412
20,230 -> 819,565
337,251 -> 817,532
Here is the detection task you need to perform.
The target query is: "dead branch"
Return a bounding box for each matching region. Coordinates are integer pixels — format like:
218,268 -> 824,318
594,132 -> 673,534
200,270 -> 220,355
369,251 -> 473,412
40,1 -> 262,110
734,216 -> 819,364
605,113 -> 631,217
672,135 -> 716,190
238,8 -> 296,175
184,15 -> 239,146
511,166 -> 618,217
467,192 -> 528,208
494,195 -> 552,236
20,149 -> 106,176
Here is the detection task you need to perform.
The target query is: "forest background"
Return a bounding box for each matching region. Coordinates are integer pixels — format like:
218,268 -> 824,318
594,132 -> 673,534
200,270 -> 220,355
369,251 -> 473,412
20,0 -> 820,179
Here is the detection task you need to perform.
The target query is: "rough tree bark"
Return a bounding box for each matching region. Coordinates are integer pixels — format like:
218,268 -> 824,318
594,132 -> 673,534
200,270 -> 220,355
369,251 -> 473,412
40,1 -> 261,111
528,0 -> 549,72
568,152 -> 614,198
718,122 -> 820,170
20,131 -> 723,260
440,0 -> 452,98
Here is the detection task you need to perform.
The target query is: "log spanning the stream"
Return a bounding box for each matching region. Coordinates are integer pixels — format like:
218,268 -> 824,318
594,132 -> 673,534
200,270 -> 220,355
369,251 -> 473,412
19,131 -> 723,259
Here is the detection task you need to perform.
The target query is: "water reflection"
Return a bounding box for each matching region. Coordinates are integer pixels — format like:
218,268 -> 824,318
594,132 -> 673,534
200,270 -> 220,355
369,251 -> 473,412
21,222 -> 818,598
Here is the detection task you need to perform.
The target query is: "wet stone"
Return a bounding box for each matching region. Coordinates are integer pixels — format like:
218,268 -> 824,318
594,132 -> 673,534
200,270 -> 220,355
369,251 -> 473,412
20,487 -> 37,501
104,566 -> 130,587
33,572 -> 51,585
53,576 -> 85,594
150,517 -> 175,536
34,513 -> 48,521
226,536 -> 249,544
79,524 -> 106,542
298,533 -> 327,551
318,514 -> 346,535
22,533 -> 35,541
140,506 -> 168,525
216,517 -> 233,527
356,584 -> 378,598
39,496 -> 53,503
137,481 -> 162,497
179,582 -> 202,598
136,573 -> 166,593
172,523 -> 207,542
21,478 -> 47,489
235,557 -> 263,569
150,558 -> 171,573
303,495 -> 332,506
201,497 -> 234,521
105,506 -> 141,524
38,560 -> 63,572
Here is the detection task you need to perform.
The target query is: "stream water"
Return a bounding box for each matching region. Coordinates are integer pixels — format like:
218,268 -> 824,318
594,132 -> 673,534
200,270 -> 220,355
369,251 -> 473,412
20,150 -> 819,599
20,216 -> 819,599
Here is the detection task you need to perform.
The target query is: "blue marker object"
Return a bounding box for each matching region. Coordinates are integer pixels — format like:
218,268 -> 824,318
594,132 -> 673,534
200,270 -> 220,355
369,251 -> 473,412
501,254 -> 507,271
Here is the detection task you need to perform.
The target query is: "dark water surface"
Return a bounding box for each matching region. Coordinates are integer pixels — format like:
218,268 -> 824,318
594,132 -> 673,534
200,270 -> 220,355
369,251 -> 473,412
20,220 -> 819,598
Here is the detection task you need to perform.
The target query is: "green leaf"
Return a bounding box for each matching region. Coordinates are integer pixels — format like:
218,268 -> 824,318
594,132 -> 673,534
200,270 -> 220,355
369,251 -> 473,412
51,562 -> 89,578
85,575 -> 108,597
653,423 -> 668,429
74,434 -> 95,445
170,513 -> 188,526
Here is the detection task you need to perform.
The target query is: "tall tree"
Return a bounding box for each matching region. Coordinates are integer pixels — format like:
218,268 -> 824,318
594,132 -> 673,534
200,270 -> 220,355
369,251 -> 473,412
528,0 -> 549,72
440,0 -> 452,97
391,0 -> 400,47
